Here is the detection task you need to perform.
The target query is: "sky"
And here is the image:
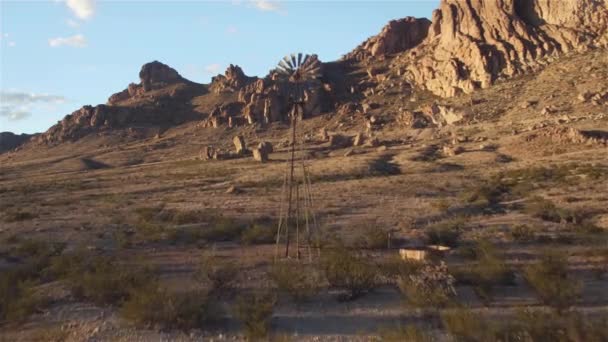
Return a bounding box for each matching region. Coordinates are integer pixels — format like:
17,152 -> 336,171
0,0 -> 439,134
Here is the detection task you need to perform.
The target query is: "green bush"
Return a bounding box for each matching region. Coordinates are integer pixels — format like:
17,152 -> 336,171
121,284 -> 215,330
321,247 -> 378,301
269,261 -> 321,303
241,224 -> 276,245
234,291 -> 276,340
524,251 -> 581,313
425,217 -> 466,247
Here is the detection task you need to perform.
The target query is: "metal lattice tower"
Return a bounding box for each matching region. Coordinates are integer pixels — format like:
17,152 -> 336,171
275,53 -> 321,261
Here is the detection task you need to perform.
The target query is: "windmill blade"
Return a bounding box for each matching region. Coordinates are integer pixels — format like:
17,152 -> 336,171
278,60 -> 293,72
297,53 -> 303,67
283,55 -> 294,69
291,54 -> 298,69
301,54 -> 310,66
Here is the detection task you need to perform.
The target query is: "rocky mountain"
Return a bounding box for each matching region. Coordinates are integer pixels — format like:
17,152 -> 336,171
392,0 -> 608,97
6,0 -> 606,151
34,61 -> 206,145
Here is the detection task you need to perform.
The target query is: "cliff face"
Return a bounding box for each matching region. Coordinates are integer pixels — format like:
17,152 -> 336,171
344,17 -> 432,61
399,0 -> 608,97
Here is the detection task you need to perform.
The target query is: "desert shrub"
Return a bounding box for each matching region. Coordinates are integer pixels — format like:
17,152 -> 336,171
199,218 -> 244,242
378,324 -> 433,342
67,256 -> 155,306
269,261 -> 321,303
465,177 -> 509,206
511,224 -> 535,242
398,262 -> 456,308
241,224 -> 276,245
379,256 -> 423,284
112,230 -> 133,248
576,221 -> 604,235
196,254 -> 238,293
234,291 -> 276,340
3,209 -> 38,222
169,210 -> 202,225
454,240 -> 515,304
321,247 -> 378,301
524,251 -> 581,313
0,273 -> 46,323
425,217 -> 466,247
28,326 -> 70,342
367,155 -> 401,176
523,197 -> 579,223
354,225 -> 390,250
507,310 -> 608,342
441,307 -> 493,342
121,284 -> 215,330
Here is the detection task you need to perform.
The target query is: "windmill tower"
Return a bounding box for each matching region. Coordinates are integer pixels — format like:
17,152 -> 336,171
274,53 -> 321,261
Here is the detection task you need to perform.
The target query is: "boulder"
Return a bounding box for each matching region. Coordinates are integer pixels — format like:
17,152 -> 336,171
329,134 -> 351,148
258,141 -> 273,155
139,61 -> 183,92
233,135 -> 247,155
252,148 -> 268,163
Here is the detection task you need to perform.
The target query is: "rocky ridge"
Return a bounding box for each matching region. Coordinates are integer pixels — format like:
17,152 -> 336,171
6,0 -> 607,149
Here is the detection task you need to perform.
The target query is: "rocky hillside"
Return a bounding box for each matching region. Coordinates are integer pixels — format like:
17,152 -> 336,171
4,0 -> 606,151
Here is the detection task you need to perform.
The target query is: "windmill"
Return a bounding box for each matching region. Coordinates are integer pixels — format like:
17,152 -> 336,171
274,53 -> 321,261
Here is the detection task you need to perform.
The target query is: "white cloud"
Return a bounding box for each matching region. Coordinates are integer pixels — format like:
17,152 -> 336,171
66,0 -> 95,20
0,92 -> 66,105
252,0 -> 286,14
0,91 -> 67,121
0,108 -> 29,121
204,64 -> 222,74
226,26 -> 238,34
48,34 -> 87,48
66,18 -> 80,28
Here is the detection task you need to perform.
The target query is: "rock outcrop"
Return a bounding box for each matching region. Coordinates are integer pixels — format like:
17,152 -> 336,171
0,132 -> 34,153
209,64 -> 256,94
38,61 -> 205,145
108,61 -> 192,105
204,58 -> 332,128
344,17 -> 431,61
398,0 -> 608,97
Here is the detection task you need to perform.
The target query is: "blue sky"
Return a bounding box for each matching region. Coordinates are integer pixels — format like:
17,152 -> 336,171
0,0 -> 438,134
